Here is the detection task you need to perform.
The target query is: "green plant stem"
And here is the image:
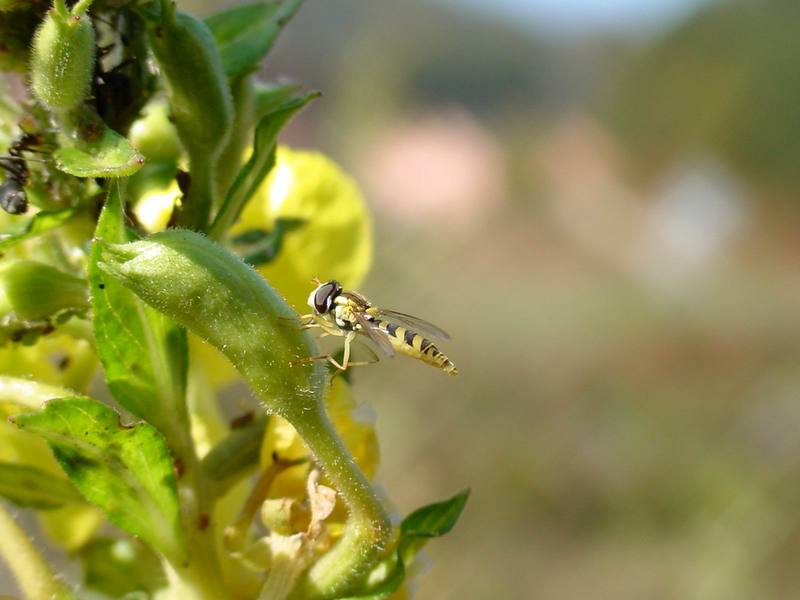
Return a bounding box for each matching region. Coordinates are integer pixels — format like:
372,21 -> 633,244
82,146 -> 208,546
0,503 -> 74,600
216,75 -> 255,203
179,151 -> 216,231
289,407 -> 392,598
163,435 -> 230,600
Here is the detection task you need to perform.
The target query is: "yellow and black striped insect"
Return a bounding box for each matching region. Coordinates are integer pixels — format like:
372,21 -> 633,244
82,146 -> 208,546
292,279 -> 458,375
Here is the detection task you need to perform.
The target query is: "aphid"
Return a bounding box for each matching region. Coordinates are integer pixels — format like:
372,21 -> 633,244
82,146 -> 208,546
292,279 -> 458,375
0,132 -> 44,215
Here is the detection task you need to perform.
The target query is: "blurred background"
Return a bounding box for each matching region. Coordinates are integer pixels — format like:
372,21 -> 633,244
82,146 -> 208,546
181,0 -> 800,598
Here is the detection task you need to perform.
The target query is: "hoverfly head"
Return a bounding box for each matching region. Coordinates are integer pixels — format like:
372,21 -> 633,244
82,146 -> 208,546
309,280 -> 342,314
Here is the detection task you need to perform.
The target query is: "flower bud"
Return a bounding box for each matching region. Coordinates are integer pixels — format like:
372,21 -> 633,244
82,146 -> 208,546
30,1 -> 96,110
0,260 -> 89,321
95,229 -> 325,421
128,98 -> 183,166
148,10 -> 232,160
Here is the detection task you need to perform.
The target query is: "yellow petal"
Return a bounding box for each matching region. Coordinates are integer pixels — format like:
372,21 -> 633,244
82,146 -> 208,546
38,504 -> 104,552
235,146 -> 373,311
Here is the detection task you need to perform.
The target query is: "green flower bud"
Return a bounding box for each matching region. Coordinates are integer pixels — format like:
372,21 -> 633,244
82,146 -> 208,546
96,229 -> 323,419
128,98 -> 183,166
148,10 -> 233,160
30,1 -> 96,111
0,260 -> 88,321
147,9 -> 233,230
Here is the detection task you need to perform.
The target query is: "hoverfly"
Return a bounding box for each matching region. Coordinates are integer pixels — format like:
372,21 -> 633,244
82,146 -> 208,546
291,279 -> 458,375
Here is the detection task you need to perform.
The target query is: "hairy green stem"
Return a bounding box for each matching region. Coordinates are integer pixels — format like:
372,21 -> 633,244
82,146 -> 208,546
291,409 -> 392,598
0,503 -> 74,600
216,75 -> 255,203
179,152 -> 217,230
164,425 -> 230,599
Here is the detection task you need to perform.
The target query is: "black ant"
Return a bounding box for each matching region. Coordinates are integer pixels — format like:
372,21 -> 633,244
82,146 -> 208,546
0,132 -> 45,216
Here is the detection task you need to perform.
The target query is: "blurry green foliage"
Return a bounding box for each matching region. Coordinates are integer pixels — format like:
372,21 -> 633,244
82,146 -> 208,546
609,0 -> 800,191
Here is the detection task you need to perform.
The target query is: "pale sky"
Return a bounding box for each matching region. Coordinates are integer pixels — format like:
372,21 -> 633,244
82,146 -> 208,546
434,0 -> 710,37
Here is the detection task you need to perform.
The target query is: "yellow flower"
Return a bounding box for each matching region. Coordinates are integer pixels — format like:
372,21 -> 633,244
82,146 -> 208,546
0,334 -> 97,392
132,177 -> 182,233
234,146 -> 373,311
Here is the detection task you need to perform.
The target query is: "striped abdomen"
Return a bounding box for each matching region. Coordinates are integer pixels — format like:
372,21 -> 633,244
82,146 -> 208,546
376,320 -> 458,375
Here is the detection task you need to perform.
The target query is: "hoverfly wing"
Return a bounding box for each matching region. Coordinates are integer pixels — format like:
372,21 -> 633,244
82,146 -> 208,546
375,309 -> 451,341
355,311 -> 395,357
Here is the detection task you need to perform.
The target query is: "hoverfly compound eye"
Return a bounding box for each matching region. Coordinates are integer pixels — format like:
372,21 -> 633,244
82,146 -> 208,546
311,280 -> 341,314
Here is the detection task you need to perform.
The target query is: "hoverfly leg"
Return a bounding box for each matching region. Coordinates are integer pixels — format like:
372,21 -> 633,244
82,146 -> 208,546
277,315 -> 318,330
339,331 -> 356,370
289,354 -> 332,367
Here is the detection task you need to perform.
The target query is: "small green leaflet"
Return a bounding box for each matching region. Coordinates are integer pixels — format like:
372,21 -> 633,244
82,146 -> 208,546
12,397 -> 187,563
201,413 -> 267,499
254,82 -> 304,117
209,91 -> 319,238
80,537 -> 166,597
0,208 -> 75,251
206,0 -> 304,78
0,462 -> 83,509
337,489 -> 470,600
229,218 -> 304,266
55,126 -> 144,178
89,183 -> 190,446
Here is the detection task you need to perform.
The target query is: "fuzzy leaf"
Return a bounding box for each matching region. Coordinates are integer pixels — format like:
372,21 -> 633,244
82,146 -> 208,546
338,490 -> 470,600
80,537 -> 166,597
206,0 -> 304,78
0,462 -> 83,509
55,127 -> 144,178
209,91 -> 318,238
230,218 -> 304,266
12,397 -> 186,562
89,184 -> 189,445
0,208 -> 75,250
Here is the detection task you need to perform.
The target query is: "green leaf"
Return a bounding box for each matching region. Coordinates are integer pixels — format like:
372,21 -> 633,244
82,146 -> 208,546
89,183 -> 190,446
399,488 -> 470,562
55,126 -> 144,178
0,208 -> 75,251
230,218 -> 304,266
254,81 -> 303,117
80,537 -> 166,597
201,413 -> 267,498
0,462 -> 83,509
12,397 -> 187,562
337,489 -> 470,600
206,0 -> 304,79
209,91 -> 319,238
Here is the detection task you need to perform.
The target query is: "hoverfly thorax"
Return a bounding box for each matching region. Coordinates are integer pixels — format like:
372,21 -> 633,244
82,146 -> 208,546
309,280 -> 342,314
